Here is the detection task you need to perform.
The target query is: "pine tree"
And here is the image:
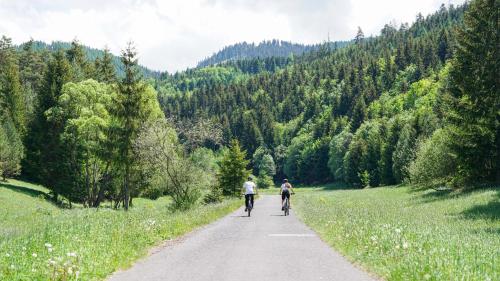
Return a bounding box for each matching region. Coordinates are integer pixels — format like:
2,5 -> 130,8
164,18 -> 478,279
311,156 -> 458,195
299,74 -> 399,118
447,0 -> 499,184
218,139 -> 250,196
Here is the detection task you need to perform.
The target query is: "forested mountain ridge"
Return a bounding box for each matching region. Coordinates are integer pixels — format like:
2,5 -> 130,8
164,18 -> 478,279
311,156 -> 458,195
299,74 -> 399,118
17,40 -> 162,79
157,2 -> 498,188
197,39 -> 351,68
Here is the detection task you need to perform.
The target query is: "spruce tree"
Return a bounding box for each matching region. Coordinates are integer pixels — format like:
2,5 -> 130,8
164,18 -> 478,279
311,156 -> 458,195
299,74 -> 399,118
218,139 -> 250,196
23,51 -> 71,185
355,27 -> 365,45
95,48 -> 116,84
0,36 -> 26,134
115,42 -> 144,210
447,0 -> 499,183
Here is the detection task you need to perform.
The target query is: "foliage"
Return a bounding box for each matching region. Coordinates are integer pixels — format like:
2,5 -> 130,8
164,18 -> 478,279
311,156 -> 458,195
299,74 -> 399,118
134,120 -> 202,210
46,79 -> 114,205
328,128 -> 353,181
409,129 -> 457,188
256,174 -> 274,189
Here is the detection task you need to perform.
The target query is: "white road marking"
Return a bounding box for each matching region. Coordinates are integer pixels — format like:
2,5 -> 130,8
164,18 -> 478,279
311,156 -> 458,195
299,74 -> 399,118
268,234 -> 316,237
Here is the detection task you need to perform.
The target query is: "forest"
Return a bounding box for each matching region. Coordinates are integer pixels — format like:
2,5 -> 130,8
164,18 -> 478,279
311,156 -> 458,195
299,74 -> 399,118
0,0 -> 498,211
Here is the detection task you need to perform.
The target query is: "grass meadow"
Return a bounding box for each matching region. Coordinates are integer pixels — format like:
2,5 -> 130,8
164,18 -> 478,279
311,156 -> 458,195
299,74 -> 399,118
293,184 -> 499,281
0,179 -> 241,280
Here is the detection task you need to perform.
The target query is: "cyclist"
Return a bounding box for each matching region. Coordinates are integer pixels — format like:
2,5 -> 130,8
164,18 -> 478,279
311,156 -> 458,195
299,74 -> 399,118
242,176 -> 257,212
280,179 -> 293,210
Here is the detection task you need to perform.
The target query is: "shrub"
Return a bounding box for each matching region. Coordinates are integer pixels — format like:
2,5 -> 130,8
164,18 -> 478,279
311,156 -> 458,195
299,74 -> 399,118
203,185 -> 224,204
256,173 -> 274,189
409,128 -> 457,188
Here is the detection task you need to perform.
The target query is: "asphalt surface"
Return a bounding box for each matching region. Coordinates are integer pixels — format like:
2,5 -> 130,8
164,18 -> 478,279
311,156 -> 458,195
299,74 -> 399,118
108,195 -> 376,281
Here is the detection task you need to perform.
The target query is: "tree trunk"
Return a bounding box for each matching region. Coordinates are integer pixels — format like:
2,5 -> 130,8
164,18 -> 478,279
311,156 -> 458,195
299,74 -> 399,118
124,164 -> 130,211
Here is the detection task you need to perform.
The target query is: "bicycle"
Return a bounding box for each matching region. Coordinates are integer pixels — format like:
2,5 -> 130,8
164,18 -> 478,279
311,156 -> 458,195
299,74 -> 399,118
283,197 -> 289,216
282,192 -> 294,216
243,194 -> 254,217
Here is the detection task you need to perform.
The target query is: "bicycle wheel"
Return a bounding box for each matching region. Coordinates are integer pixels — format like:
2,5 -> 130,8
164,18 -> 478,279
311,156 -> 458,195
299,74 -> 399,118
247,202 -> 252,217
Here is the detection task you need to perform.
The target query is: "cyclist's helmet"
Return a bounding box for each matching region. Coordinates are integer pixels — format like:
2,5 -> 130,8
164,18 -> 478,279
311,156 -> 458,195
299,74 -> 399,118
283,179 -> 288,183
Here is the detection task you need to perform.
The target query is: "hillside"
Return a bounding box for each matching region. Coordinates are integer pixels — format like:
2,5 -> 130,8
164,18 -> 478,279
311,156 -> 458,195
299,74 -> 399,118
197,39 -> 350,68
157,3 -> 477,187
18,40 -> 162,79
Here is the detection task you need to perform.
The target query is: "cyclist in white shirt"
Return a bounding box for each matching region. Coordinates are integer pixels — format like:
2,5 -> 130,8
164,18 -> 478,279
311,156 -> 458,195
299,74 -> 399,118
280,179 -> 293,210
242,177 -> 257,212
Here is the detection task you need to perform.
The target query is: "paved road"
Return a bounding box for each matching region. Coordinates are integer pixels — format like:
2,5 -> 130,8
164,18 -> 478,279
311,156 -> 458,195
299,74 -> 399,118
109,195 -> 376,281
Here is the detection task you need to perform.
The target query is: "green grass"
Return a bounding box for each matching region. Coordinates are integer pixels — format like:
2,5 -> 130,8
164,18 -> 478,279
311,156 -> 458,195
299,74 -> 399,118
0,179 -> 241,280
294,185 -> 499,281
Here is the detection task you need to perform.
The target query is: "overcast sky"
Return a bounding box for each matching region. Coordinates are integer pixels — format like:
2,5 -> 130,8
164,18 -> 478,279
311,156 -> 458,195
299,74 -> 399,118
0,0 -> 466,73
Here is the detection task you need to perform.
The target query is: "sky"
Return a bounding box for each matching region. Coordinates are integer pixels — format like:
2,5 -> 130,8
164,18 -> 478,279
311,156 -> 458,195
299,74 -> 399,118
0,0 -> 466,73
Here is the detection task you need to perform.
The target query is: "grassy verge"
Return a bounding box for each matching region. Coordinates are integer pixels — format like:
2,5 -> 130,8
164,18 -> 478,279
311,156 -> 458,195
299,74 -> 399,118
0,179 -> 241,280
294,185 -> 499,281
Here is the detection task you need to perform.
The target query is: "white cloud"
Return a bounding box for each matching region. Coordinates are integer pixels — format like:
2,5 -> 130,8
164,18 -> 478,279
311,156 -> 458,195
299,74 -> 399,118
0,0 -> 466,72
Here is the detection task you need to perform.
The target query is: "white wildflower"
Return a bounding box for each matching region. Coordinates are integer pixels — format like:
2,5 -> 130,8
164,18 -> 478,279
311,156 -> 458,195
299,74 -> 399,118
48,248 -> 53,253
48,259 -> 56,265
370,235 -> 377,241
402,242 -> 409,249
44,243 -> 53,248
67,252 -> 77,257
395,228 -> 401,234
10,264 -> 15,269
5,253 -> 10,257
22,247 -> 27,251
68,267 -> 73,274
32,253 -> 38,258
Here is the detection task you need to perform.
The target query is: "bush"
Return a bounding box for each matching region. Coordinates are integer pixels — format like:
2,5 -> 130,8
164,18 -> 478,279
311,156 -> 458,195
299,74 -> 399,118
203,185 -> 224,204
359,170 -> 370,188
256,173 -> 274,189
409,129 -> 457,188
